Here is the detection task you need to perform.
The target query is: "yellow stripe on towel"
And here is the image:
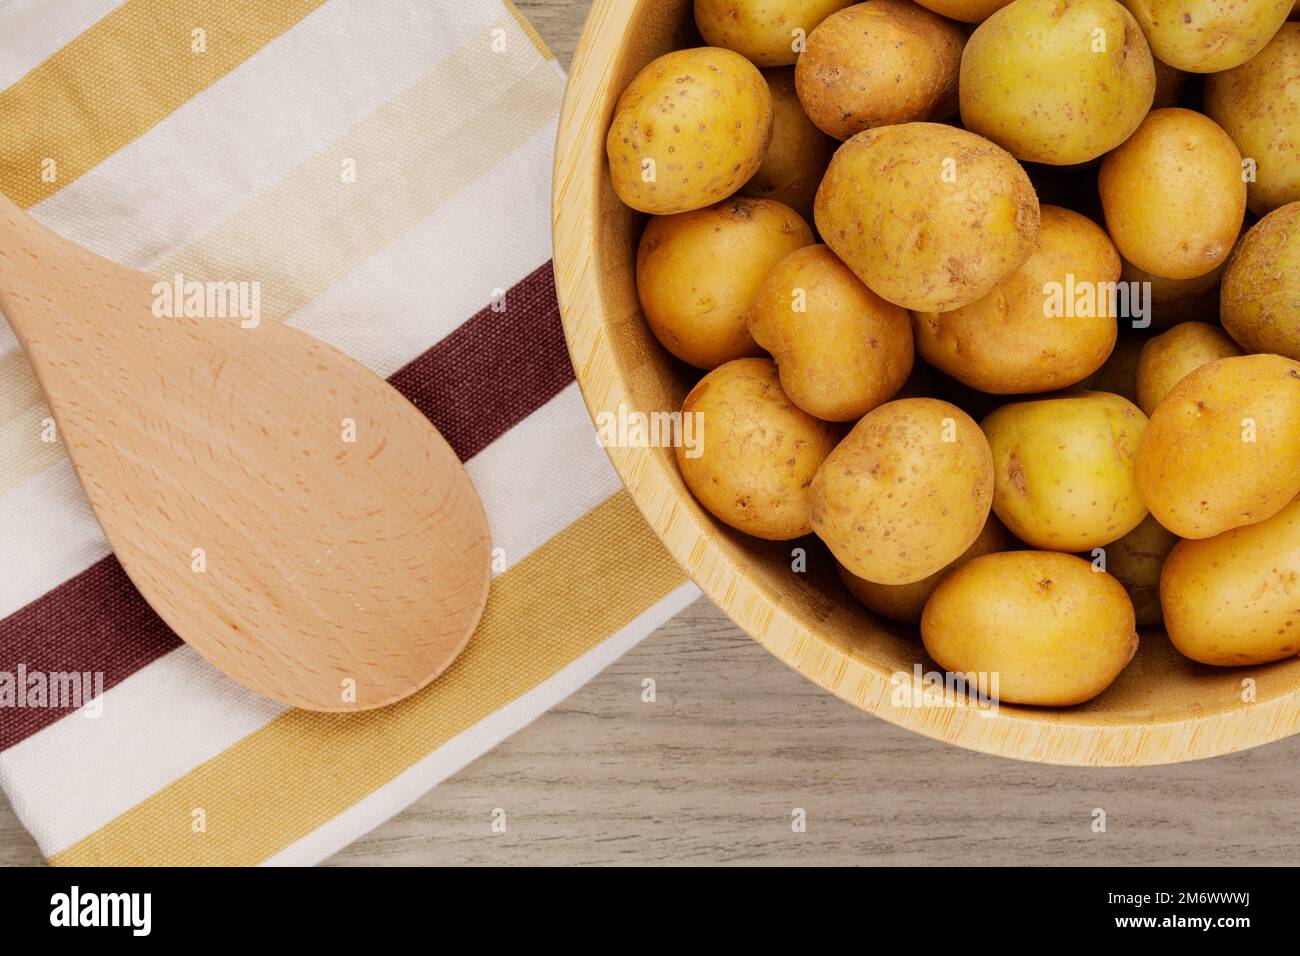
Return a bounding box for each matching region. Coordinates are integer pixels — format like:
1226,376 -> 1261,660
157,30 -> 561,324
502,0 -> 555,60
51,491 -> 688,866
0,0 -> 327,208
0,16 -> 560,500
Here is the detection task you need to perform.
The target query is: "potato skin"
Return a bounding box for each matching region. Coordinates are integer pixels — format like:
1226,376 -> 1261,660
1135,321 -> 1243,415
815,123 -> 1040,312
677,358 -> 839,539
912,206 -> 1120,394
982,392 -> 1150,551
606,48 -> 773,215
1122,0 -> 1291,72
810,398 -> 994,585
913,0 -> 1012,22
694,0 -> 854,67
1099,109 -> 1246,281
739,68 -> 837,220
795,1 -> 966,141
1205,24 -> 1300,215
637,198 -> 813,369
1161,497 -> 1300,666
1136,354 -> 1300,539
1220,202 -> 1300,361
1099,514 -> 1179,626
921,551 -> 1138,706
959,0 -> 1155,165
839,515 -> 1014,624
748,245 -> 914,421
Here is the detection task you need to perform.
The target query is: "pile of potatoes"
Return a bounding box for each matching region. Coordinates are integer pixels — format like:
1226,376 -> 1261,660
605,0 -> 1300,707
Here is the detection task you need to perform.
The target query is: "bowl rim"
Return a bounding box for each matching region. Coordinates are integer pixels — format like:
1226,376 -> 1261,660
549,0 -> 1300,766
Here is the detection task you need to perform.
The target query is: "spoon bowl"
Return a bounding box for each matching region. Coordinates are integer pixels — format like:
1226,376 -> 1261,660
0,194 -> 492,711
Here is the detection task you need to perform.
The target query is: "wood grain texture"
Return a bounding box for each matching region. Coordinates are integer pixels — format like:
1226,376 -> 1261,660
3,595 -> 1298,866
514,0 -> 589,64
4,0 -> 1299,869
321,599 -> 1300,867
0,194 -> 492,712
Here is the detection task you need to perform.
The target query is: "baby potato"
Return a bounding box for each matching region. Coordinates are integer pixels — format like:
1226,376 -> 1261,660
606,47 -> 773,215
1136,354 -> 1300,538
810,398 -> 994,585
912,0 -> 1012,21
912,206 -> 1120,394
1122,0 -> 1291,72
1162,497 -> 1300,666
959,0 -> 1155,165
839,515 -> 1015,624
1099,109 -> 1246,280
739,68 -> 837,220
921,551 -> 1139,706
1220,201 -> 1300,361
795,1 -> 966,141
748,244 -> 914,421
1098,514 -> 1180,626
637,198 -> 813,369
677,358 -> 839,539
983,392 -> 1150,551
815,123 -> 1040,312
694,0 -> 854,67
1135,321 -> 1243,415
1120,256 -> 1226,329
1205,24 -> 1300,215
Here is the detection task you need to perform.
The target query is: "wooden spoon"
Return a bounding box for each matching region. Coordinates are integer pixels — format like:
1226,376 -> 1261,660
0,194 -> 492,711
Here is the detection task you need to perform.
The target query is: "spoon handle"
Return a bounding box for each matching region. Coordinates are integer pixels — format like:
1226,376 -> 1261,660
0,194 -> 62,327
0,192 -> 36,287
0,193 -> 147,351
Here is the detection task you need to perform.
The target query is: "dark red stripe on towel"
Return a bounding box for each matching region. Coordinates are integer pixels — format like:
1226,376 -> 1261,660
0,262 -> 571,749
389,263 -> 572,461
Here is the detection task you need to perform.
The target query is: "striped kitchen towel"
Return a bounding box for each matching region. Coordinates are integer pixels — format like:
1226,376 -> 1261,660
0,0 -> 698,865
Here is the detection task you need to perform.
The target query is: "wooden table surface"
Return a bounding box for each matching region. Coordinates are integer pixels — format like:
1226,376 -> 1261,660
2,0 -> 1297,867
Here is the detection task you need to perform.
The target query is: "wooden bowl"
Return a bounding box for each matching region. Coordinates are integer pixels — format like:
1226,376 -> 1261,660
551,0 -> 1300,765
